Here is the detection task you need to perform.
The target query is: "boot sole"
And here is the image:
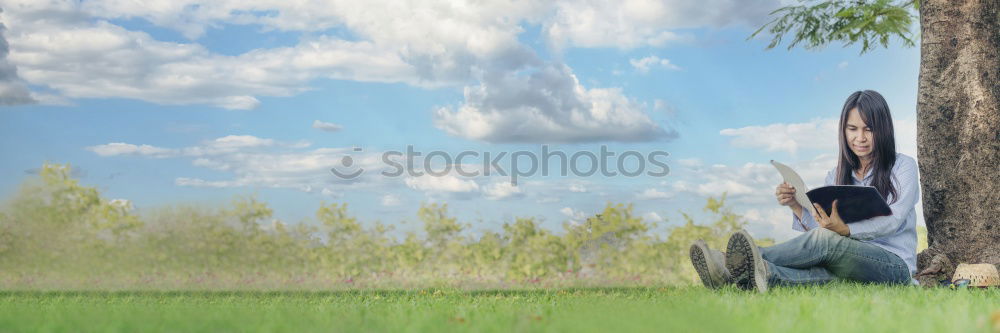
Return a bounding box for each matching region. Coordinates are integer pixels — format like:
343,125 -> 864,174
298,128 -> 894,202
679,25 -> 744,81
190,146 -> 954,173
689,242 -> 722,289
726,231 -> 768,293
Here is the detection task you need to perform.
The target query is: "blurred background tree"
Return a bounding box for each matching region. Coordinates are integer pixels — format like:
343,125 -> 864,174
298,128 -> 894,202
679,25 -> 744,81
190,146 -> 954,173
0,163 -> 793,289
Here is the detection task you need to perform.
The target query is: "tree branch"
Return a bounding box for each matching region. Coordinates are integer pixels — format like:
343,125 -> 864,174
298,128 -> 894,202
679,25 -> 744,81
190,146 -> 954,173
748,0 -> 920,54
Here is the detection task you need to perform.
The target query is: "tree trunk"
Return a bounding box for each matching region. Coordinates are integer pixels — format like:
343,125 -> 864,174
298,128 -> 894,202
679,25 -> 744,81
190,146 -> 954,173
916,0 -> 1000,280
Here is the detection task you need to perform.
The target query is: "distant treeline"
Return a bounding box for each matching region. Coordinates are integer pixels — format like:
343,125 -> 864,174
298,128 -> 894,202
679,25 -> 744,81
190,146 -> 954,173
0,164 -> 773,289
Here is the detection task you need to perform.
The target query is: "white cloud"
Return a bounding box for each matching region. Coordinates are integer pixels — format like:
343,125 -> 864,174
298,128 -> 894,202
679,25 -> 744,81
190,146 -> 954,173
108,198 -> 133,211
666,155 -> 836,241
381,194 -> 402,206
0,20 -> 35,105
837,61 -> 849,70
87,143 -> 175,157
0,75 -> 35,105
545,0 -> 781,49
792,153 -> 840,187
674,153 -> 838,202
642,211 -> 664,222
568,184 -> 587,193
43,0 -> 779,52
4,0 -> 534,109
560,206 -> 587,222
894,116 -> 918,157
404,175 -> 479,193
671,161 -> 780,203
677,158 -> 703,168
664,151 -> 874,241
629,55 -> 680,73
219,96 -> 260,110
673,178 -> 755,197
3,0 -> 742,143
87,135 -> 281,158
73,0 -> 548,44
312,120 -> 343,132
321,188 -> 340,197
433,64 -> 676,143
720,116 -> 918,158
720,118 -> 839,154
175,177 -> 236,188
89,135 -> 386,193
206,135 -> 276,149
653,99 -> 666,110
482,181 -> 524,200
7,17 -> 415,109
536,197 -> 561,204
635,188 -> 672,200
742,207 -> 800,242
171,145 -> 380,190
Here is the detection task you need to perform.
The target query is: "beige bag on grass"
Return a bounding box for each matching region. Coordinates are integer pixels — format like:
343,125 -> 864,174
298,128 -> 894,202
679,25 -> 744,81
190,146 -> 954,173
952,263 -> 1000,287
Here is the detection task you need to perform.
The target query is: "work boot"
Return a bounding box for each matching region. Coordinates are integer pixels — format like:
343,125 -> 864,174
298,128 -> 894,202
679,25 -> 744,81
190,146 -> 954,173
725,229 -> 769,293
689,239 -> 732,289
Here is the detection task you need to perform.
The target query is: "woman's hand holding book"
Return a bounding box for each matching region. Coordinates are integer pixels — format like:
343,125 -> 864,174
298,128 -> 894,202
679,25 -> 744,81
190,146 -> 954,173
813,200 -> 850,236
775,182 -> 804,216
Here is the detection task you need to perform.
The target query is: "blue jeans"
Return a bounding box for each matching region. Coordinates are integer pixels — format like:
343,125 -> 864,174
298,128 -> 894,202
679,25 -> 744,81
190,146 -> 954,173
760,228 -> 911,286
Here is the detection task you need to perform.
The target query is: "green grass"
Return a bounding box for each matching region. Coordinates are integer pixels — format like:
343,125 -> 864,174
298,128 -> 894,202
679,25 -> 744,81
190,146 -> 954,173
1,283 -> 998,332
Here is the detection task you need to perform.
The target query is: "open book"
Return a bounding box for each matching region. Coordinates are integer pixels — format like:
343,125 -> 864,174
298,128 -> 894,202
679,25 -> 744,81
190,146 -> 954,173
770,160 -> 892,224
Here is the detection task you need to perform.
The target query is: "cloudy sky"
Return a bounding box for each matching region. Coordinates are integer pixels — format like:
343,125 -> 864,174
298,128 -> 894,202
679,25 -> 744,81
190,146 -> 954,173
0,0 -> 921,241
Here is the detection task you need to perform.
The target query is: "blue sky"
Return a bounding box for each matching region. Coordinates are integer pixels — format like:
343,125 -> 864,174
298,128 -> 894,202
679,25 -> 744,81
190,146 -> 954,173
0,0 -> 921,241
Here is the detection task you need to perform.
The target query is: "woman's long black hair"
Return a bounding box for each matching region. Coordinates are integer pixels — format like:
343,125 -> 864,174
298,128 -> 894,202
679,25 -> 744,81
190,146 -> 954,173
837,90 -> 898,204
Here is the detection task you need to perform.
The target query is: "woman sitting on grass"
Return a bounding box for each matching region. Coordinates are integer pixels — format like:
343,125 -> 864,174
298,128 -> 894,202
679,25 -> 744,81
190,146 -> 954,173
689,90 -> 919,292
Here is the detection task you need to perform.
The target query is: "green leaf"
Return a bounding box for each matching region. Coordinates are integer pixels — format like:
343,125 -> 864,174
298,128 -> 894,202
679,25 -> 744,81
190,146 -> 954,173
749,0 -> 918,54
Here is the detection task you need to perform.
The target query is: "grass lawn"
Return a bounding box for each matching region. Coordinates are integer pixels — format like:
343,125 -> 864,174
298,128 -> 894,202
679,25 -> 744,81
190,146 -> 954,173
1,283 -> 998,332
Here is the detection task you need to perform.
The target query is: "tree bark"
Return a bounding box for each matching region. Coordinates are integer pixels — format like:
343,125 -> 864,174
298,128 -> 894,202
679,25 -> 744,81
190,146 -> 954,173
916,0 -> 1000,278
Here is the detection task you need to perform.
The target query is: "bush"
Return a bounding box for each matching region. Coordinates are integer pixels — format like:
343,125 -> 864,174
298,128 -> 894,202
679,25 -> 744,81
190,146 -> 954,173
0,164 -> 763,289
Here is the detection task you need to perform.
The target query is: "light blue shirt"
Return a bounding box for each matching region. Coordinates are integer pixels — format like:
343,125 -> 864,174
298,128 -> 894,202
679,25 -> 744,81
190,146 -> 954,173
792,153 -> 920,275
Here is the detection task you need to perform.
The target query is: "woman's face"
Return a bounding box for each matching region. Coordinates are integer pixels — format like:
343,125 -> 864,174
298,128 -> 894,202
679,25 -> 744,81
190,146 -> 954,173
845,107 -> 873,160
